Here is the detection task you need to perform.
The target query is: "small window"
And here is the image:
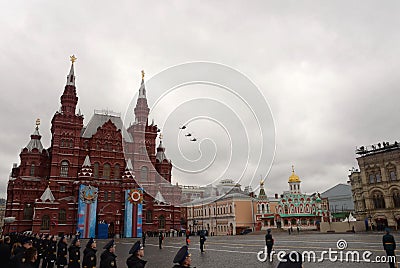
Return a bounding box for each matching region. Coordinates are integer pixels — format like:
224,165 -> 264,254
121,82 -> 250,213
94,162 -> 99,179
30,164 -> 35,176
58,209 -> 66,224
104,191 -> 108,201
390,171 -> 397,181
146,210 -> 153,223
111,191 -> 115,202
41,215 -> 50,230
60,185 -> 66,192
369,174 -> 375,184
60,161 -> 69,177
140,166 -> 148,180
376,174 -> 381,183
103,164 -> 111,179
114,164 -> 120,179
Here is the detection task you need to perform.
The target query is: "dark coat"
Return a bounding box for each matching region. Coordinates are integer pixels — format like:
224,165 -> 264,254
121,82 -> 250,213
56,242 -> 68,266
10,247 -> 26,268
265,234 -> 274,246
0,242 -> 11,268
383,233 -> 396,253
100,250 -> 117,268
45,241 -> 57,263
82,248 -> 97,268
126,255 -> 147,268
68,245 -> 81,268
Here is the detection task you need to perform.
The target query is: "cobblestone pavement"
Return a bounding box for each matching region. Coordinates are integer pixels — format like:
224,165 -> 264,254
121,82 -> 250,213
86,231 -> 397,267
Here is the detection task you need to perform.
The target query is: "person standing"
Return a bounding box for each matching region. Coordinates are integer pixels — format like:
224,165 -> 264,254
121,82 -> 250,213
158,232 -> 164,249
0,236 -> 12,268
20,247 -> 38,268
100,240 -> 117,268
68,238 -> 81,268
172,246 -> 192,268
185,231 -> 190,246
45,236 -> 57,268
127,241 -> 146,268
383,228 -> 396,268
11,237 -> 33,268
82,238 -> 97,268
142,232 -> 146,248
265,229 -> 274,261
199,231 -> 206,253
56,236 -> 68,268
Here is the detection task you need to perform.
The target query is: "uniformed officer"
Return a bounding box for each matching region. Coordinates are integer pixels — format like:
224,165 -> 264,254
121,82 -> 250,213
158,232 -> 164,249
20,247 -> 38,268
45,236 -> 57,268
172,246 -> 193,268
126,241 -> 146,268
265,229 -> 274,261
41,235 -> 50,268
199,231 -> 206,253
82,238 -> 97,268
56,236 -> 68,268
383,228 -> 396,268
10,237 -> 33,268
100,239 -> 117,268
68,237 -> 81,268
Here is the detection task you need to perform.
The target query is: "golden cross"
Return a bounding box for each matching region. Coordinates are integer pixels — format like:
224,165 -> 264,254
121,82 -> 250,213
159,133 -> 163,140
36,118 -> 40,126
292,165 -> 295,173
70,55 -> 77,63
141,70 -> 145,80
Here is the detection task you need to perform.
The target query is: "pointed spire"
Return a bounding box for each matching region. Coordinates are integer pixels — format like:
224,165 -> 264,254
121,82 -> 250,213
139,70 -> 146,98
67,55 -> 77,86
126,158 -> 133,171
258,179 -> 267,199
83,155 -> 91,167
154,190 -> 166,204
40,185 -> 55,203
122,159 -> 135,180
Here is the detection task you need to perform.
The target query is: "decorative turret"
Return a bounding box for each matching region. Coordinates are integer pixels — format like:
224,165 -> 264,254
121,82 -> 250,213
122,159 -> 135,180
258,179 -> 267,199
155,134 -> 172,183
79,155 -> 93,179
25,119 -> 44,153
288,165 -> 301,194
40,185 -> 55,203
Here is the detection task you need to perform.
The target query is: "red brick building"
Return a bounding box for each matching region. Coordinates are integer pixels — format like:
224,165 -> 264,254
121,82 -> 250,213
4,58 -> 182,237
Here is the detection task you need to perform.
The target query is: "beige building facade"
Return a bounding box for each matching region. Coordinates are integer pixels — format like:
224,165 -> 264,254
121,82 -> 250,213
185,193 -> 256,235
349,142 -> 400,229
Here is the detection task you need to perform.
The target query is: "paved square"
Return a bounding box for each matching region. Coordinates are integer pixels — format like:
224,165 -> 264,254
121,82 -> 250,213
90,231 -> 398,267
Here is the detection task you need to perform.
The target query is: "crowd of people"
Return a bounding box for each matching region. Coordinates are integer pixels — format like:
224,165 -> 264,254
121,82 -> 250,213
0,232 -> 193,268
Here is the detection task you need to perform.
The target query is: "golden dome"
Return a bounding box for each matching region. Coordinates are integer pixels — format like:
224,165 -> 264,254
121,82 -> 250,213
288,166 -> 301,183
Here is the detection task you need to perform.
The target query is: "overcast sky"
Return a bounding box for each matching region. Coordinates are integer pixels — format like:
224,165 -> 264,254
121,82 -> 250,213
1,1 -> 400,199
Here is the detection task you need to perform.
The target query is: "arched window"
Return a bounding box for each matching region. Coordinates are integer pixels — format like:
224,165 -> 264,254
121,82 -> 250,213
261,204 -> 265,213
58,209 -> 66,224
23,204 -> 33,220
111,191 -> 115,202
103,163 -> 111,178
146,210 -> 153,223
30,164 -> 35,176
373,191 -> 386,209
104,191 -> 108,201
140,166 -> 148,180
393,191 -> 400,208
94,162 -> 99,179
60,161 -> 69,177
390,171 -> 397,181
114,164 -> 120,179
158,215 -> 165,229
41,215 -> 50,230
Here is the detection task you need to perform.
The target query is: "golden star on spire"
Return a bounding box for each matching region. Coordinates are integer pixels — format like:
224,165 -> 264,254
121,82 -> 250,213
141,70 -> 145,80
70,55 -> 77,63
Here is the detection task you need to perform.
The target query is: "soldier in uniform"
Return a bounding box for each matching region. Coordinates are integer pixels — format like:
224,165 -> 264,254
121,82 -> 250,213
265,229 -> 274,261
10,237 -> 33,268
100,240 -> 117,268
20,247 -> 38,268
126,241 -> 146,268
199,231 -> 206,253
68,237 -> 81,268
383,228 -> 396,268
82,238 -> 96,268
41,235 -> 50,268
0,236 -> 12,268
172,246 -> 193,268
158,232 -> 164,249
56,236 -> 68,268
45,236 -> 57,268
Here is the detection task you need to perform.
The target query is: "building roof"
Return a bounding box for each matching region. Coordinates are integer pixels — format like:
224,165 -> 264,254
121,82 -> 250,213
321,183 -> 352,198
156,141 -> 169,162
25,126 -> 45,152
288,166 -> 301,183
154,191 -> 166,204
39,186 -> 55,203
81,112 -> 133,142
